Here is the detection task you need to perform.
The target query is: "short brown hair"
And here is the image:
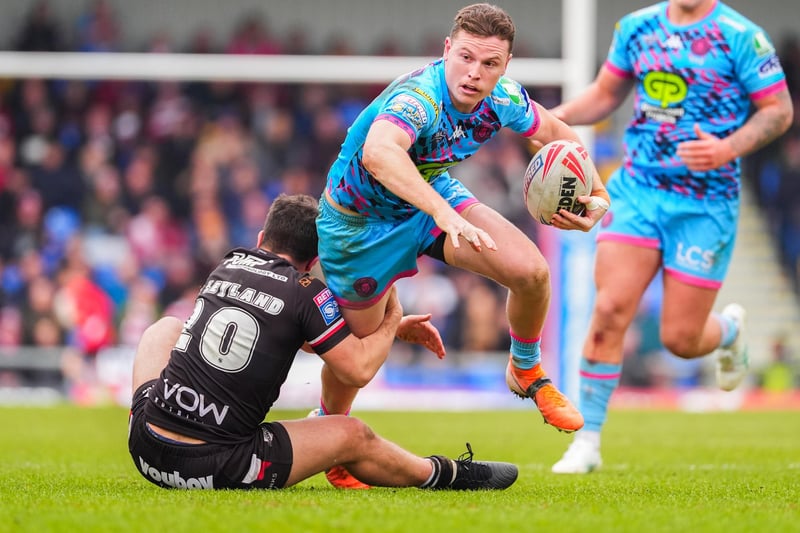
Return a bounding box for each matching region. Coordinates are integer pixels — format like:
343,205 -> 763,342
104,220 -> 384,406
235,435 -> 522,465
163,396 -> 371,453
450,3 -> 515,51
259,193 -> 319,265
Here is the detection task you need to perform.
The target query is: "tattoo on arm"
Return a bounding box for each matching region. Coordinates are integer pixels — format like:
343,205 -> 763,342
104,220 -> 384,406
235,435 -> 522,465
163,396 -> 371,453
728,91 -> 793,157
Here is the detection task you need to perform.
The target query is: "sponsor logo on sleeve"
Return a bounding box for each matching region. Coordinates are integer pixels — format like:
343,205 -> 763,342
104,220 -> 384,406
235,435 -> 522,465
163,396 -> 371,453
498,78 -> 522,105
757,55 -> 782,78
411,87 -> 439,120
753,32 -> 775,56
313,288 -> 340,325
389,94 -> 428,128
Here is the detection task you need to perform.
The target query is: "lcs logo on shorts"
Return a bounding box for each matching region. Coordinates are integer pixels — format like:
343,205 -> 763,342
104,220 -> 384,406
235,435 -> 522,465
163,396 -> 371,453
313,288 -> 341,325
353,277 -> 378,298
676,243 -> 715,272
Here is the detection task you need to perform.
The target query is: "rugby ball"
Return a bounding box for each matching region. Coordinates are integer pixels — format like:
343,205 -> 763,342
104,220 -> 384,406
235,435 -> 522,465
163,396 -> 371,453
523,139 -> 594,225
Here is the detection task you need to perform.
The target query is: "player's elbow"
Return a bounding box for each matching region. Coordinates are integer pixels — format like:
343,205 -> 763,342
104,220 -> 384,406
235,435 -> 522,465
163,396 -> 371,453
361,140 -> 384,176
780,103 -> 794,135
363,136 -> 402,178
772,92 -> 795,136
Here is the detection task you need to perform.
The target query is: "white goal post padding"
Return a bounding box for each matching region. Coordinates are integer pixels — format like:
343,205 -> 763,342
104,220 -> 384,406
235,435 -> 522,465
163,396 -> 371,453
0,51 -> 565,85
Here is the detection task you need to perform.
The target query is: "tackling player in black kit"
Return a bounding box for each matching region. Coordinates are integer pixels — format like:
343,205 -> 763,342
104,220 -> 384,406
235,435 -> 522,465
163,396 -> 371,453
128,193 -> 518,491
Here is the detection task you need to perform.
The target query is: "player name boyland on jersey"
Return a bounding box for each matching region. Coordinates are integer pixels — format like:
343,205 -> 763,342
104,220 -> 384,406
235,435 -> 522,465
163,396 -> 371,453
201,278 -> 285,315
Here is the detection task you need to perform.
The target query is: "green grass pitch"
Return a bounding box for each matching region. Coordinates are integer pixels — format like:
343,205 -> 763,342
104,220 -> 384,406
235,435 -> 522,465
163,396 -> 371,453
1,406 -> 798,532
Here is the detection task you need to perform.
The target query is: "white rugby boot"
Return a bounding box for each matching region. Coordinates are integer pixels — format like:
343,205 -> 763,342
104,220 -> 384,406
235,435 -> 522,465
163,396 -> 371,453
715,303 -> 749,392
551,431 -> 602,474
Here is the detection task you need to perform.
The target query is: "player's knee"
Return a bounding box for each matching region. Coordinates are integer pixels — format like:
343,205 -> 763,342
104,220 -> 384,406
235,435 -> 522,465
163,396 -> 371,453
341,417 -> 377,451
592,296 -> 631,330
661,330 -> 700,358
503,257 -> 549,292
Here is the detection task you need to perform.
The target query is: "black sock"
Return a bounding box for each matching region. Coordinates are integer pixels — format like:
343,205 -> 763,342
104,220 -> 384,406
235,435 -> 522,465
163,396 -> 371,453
420,455 -> 455,489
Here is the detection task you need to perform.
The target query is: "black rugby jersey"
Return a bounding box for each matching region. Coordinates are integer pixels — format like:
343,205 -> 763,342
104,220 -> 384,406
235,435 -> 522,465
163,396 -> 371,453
144,247 -> 350,444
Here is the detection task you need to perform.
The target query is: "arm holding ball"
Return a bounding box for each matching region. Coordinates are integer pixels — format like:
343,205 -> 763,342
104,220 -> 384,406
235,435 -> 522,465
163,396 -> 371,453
525,103 -> 610,232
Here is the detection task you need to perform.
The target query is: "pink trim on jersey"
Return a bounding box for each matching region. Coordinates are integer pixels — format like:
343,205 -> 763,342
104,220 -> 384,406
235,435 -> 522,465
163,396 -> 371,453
335,268 -> 419,310
664,267 -> 722,289
454,198 -> 480,213
509,329 -> 541,343
308,318 -> 347,347
604,61 -> 633,79
375,114 -> 418,143
521,121 -> 540,137
579,369 -> 622,380
597,232 -> 660,249
521,108 -> 542,137
751,80 -> 788,101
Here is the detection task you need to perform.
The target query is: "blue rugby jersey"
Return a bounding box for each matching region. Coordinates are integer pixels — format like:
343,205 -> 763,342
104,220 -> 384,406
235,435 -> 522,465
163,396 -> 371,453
606,1 -> 787,199
326,59 -> 540,220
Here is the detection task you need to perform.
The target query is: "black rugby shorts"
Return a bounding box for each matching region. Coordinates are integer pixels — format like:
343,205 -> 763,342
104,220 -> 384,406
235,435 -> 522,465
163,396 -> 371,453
128,380 -> 293,489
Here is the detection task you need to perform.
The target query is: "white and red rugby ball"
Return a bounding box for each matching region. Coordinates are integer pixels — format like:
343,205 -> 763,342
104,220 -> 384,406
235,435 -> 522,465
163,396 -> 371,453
523,139 -> 594,225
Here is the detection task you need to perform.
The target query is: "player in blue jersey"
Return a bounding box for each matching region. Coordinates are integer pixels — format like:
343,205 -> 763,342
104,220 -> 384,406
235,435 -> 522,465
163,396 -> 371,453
548,0 -> 794,474
314,3 -> 612,488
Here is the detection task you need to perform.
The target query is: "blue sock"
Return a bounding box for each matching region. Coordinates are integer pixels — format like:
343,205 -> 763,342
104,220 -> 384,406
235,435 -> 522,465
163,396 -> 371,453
715,312 -> 738,348
579,359 -> 622,432
509,332 -> 541,370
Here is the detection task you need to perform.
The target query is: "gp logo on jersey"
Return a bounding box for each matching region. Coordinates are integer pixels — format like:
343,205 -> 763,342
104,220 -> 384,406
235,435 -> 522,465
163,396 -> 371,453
313,288 -> 341,325
643,72 -> 687,107
417,160 -> 458,182
641,72 -> 687,123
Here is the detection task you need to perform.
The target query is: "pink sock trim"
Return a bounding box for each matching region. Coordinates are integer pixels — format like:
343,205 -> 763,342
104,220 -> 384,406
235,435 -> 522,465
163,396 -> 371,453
319,399 -> 350,416
579,370 -> 622,380
509,329 -> 541,343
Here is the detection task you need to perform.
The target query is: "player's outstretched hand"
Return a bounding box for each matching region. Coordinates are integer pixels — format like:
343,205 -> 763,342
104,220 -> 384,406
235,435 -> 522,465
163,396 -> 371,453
550,195 -> 609,232
433,208 -> 497,252
396,313 -> 446,359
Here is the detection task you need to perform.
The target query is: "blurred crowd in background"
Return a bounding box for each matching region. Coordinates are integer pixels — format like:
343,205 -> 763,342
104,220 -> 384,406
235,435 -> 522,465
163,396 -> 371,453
0,0 -> 798,398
